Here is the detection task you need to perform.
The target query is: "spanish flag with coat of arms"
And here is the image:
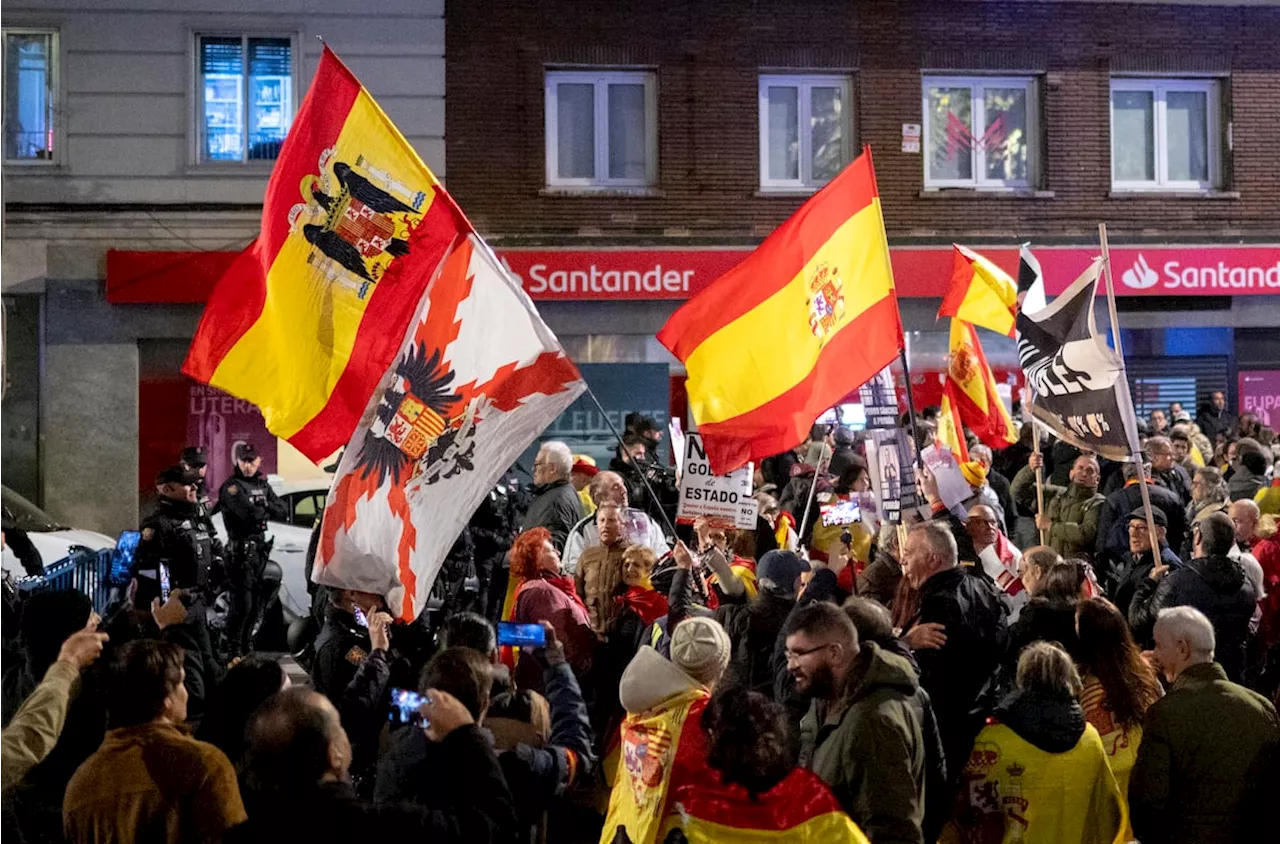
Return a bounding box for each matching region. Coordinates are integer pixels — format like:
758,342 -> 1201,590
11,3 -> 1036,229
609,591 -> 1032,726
944,318 -> 1018,452
657,148 -> 904,475
184,48 -> 468,462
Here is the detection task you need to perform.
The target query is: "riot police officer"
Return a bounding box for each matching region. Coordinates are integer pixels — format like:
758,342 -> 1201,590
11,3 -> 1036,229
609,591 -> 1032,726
134,466 -> 215,608
180,446 -> 216,532
218,443 -> 286,657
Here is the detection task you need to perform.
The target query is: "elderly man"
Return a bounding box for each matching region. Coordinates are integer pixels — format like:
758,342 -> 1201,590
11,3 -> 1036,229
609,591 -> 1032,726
1130,607 -> 1279,844
1108,507 -> 1183,619
967,504 -> 1023,598
1148,436 -> 1193,506
1095,461 -> 1186,582
573,504 -> 630,636
520,441 -> 584,551
1229,500 -> 1276,647
899,522 -> 1007,787
1012,452 -> 1106,562
561,471 -> 669,575
970,444 -> 1015,537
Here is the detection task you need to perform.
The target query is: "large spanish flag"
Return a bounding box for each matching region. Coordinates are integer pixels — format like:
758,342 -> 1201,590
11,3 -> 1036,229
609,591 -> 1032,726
945,318 -> 1017,450
939,244 -> 1018,338
184,48 -> 468,462
657,148 -> 903,474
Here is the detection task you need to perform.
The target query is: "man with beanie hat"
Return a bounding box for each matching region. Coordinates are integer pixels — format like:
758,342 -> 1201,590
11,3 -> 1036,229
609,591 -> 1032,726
670,617 -> 731,689
668,542 -> 809,695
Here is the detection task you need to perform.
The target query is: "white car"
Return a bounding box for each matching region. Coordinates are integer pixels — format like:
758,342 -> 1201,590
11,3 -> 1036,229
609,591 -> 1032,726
1,485 -> 116,576
210,476 -> 330,621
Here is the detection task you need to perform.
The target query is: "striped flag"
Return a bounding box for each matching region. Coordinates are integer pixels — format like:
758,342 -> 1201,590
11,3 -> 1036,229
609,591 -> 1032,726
945,319 -> 1018,451
1018,242 -> 1047,315
658,148 -> 904,474
939,244 -> 1019,338
184,48 -> 468,461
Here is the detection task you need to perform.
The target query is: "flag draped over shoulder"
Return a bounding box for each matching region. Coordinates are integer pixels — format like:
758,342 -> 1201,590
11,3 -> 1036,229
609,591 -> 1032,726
940,244 -> 1019,338
184,48 -> 468,462
314,235 -> 584,621
945,319 -> 1017,450
1017,260 -> 1141,462
658,148 -> 904,474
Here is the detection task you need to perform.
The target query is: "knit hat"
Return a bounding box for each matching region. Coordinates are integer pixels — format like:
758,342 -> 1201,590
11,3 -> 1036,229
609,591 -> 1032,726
670,617 -> 731,688
571,455 -> 598,477
960,461 -> 987,488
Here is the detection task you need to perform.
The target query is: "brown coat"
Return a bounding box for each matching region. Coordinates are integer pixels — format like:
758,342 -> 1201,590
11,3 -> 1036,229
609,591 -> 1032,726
63,721 -> 246,844
574,543 -> 627,634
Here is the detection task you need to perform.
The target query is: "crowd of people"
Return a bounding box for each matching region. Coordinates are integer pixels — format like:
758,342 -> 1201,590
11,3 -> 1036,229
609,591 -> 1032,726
2,400 -> 1279,843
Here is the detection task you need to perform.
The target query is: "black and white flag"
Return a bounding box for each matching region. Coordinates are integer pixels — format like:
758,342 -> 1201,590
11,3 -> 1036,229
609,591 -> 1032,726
1017,260 -> 1142,462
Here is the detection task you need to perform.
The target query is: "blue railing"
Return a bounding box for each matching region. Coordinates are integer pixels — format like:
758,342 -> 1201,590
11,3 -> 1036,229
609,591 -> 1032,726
13,544 -> 124,614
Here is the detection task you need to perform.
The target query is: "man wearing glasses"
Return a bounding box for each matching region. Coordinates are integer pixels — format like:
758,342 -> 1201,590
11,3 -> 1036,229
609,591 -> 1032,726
520,441 -> 584,552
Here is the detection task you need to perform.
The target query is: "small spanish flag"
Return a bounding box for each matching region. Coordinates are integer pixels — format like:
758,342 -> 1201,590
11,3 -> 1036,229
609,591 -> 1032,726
658,148 -> 904,474
184,48 -> 468,461
945,319 -> 1017,451
939,244 -> 1018,338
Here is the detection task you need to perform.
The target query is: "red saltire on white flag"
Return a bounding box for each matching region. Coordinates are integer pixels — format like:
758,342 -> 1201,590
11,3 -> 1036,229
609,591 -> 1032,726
314,233 -> 585,620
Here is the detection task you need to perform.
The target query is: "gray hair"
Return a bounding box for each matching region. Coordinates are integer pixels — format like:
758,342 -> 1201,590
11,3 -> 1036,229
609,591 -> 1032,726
537,441 -> 573,480
1197,511 -> 1236,556
1155,606 -> 1216,659
876,523 -> 901,556
1016,641 -> 1083,698
969,444 -> 993,467
909,521 -> 958,569
1194,466 -> 1229,505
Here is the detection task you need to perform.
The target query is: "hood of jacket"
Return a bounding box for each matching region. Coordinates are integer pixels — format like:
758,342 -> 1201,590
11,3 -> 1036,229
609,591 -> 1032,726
993,688 -> 1085,753
619,645 -> 701,714
1188,553 -> 1247,594
846,641 -> 919,703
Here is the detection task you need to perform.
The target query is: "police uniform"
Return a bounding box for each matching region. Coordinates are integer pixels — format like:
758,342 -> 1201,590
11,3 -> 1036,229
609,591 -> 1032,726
218,445 -> 286,656
134,467 -> 215,608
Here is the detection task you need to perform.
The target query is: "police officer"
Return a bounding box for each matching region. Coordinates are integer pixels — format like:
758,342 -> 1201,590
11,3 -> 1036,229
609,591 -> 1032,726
218,443 -> 286,657
179,446 -> 215,532
134,466 -> 215,608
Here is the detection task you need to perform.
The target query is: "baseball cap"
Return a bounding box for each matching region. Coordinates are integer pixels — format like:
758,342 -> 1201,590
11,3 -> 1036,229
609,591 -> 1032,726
757,550 -> 810,597
1128,506 -> 1168,528
179,446 -> 207,467
235,443 -> 260,462
156,465 -> 200,486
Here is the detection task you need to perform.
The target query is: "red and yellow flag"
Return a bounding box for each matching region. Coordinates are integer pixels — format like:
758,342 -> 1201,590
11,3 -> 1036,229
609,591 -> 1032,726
658,148 -> 904,474
945,319 -> 1017,451
937,391 -> 970,463
184,48 -> 468,461
939,244 -> 1018,338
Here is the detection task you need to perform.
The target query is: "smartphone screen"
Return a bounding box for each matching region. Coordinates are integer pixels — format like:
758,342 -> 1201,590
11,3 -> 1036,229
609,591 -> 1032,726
389,687 -> 429,726
159,564 -> 172,603
497,621 -> 546,648
353,606 -> 369,628
821,497 -> 862,527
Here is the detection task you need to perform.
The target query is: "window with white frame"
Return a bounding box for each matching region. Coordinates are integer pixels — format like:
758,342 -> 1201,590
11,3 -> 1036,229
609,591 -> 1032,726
544,70 -> 656,188
758,74 -> 852,190
3,29 -> 58,163
196,34 -> 295,163
1111,78 -> 1220,190
923,76 -> 1037,189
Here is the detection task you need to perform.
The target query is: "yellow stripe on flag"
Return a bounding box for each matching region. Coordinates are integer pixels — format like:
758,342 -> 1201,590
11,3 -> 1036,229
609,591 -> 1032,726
953,248 -> 1017,337
208,89 -> 446,439
661,810 -> 871,843
684,199 -> 893,426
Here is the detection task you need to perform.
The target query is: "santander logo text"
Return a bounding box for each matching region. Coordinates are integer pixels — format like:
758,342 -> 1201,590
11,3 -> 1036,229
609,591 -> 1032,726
1121,251 -> 1280,292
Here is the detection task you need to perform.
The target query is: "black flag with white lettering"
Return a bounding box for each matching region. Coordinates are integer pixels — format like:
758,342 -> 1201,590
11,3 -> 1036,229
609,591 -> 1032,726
1016,260 -> 1142,461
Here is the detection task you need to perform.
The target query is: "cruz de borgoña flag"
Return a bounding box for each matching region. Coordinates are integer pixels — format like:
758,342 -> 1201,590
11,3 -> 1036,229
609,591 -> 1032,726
184,48 -> 467,461
658,148 -> 904,474
1017,260 -> 1141,462
314,235 -> 584,620
945,319 -> 1018,450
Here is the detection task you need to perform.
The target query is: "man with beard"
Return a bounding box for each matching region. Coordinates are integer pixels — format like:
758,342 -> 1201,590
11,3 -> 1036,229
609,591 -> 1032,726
785,602 -> 940,844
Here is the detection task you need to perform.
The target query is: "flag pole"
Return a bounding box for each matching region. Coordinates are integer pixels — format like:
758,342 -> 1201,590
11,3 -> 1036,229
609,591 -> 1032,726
583,385 -> 681,541
1098,223 -> 1160,547
1030,406 -> 1049,546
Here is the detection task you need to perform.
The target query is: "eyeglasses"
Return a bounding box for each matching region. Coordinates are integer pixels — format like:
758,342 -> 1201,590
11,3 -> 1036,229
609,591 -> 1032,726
784,643 -> 832,663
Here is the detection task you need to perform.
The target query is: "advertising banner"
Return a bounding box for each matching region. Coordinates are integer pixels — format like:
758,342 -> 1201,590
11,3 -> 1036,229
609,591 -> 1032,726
1239,370 -> 1280,427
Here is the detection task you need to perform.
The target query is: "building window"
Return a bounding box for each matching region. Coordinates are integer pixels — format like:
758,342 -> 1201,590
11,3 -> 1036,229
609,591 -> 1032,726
1111,78 -> 1220,191
3,29 -> 57,163
196,34 -> 294,163
923,75 -> 1037,189
758,74 -> 852,191
544,70 -> 656,188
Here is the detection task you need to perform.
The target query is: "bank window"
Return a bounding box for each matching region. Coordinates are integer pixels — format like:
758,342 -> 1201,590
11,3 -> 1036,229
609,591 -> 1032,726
1111,78 -> 1220,191
3,29 -> 58,163
758,74 -> 852,190
196,34 -> 295,163
923,75 -> 1037,189
544,70 -> 657,188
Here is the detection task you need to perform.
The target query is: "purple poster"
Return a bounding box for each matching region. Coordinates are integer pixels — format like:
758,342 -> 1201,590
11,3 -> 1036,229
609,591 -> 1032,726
186,384 -> 278,492
1239,370 -> 1280,428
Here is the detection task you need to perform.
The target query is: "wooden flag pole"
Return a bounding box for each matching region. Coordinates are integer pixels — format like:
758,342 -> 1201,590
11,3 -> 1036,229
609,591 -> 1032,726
1030,409 -> 1049,546
1098,223 -> 1161,549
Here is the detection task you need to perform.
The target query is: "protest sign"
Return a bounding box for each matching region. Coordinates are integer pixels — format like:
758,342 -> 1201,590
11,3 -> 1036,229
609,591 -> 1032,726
677,432 -> 757,529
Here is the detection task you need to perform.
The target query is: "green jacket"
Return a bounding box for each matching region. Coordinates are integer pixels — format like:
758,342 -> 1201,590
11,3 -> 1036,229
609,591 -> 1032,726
1012,467 -> 1105,558
1129,661 -> 1280,844
800,642 -> 943,844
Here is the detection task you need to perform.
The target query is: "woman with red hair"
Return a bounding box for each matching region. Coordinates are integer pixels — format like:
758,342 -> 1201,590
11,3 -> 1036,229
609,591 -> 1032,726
503,527 -> 594,687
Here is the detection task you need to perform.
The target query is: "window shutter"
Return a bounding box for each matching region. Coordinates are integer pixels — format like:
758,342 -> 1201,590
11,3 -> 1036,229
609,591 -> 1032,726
249,38 -> 291,76
200,37 -> 243,74
1125,356 -> 1230,418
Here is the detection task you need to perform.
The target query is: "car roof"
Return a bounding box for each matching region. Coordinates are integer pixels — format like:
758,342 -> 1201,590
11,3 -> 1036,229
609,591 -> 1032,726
267,476 -> 333,497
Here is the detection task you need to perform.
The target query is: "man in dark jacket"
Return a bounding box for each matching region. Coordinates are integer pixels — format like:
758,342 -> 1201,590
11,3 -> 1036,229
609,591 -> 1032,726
1107,507 -> 1183,618
231,687 -> 513,843
1095,462 -> 1186,584
521,441 -> 584,551
900,522 -> 1008,788
1148,436 -> 1193,507
828,426 -> 864,480
786,602 -> 943,844
1128,512 -> 1256,682
1195,391 -> 1237,443
1130,606 -> 1279,844
1228,444 -> 1269,502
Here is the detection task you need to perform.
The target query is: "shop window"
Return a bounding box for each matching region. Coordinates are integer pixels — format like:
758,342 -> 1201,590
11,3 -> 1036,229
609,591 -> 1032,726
1111,78 -> 1221,191
3,29 -> 58,163
196,34 -> 295,163
544,69 -> 656,189
758,74 -> 852,191
923,75 -> 1038,190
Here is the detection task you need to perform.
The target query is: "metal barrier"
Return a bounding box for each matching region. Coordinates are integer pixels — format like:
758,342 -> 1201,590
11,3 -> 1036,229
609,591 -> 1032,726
13,548 -> 116,613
